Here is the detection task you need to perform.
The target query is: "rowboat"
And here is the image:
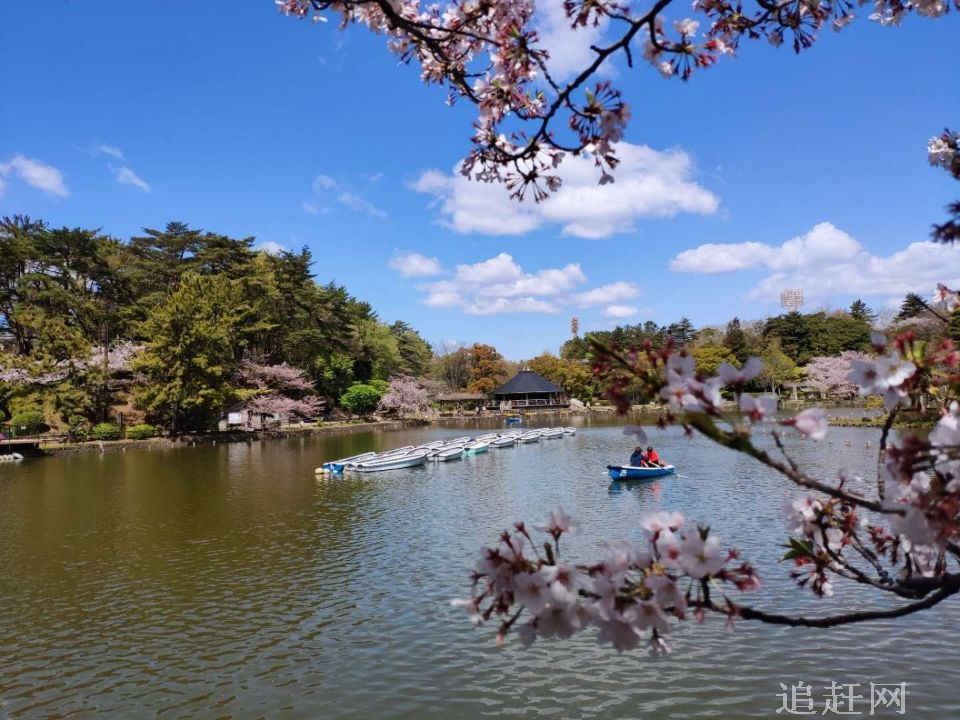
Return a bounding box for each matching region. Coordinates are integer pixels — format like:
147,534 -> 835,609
607,464 -> 675,480
349,450 -> 430,473
462,440 -> 489,455
488,436 -> 516,448
0,452 -> 24,463
518,430 -> 542,444
433,444 -> 466,462
317,451 -> 378,474
541,427 -> 565,439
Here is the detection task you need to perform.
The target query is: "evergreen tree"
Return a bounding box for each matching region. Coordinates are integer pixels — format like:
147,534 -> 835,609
849,299 -> 878,324
895,293 -> 929,321
132,273 -> 244,433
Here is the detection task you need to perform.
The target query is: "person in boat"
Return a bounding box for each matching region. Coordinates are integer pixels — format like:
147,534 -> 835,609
629,446 -> 648,467
642,446 -> 664,467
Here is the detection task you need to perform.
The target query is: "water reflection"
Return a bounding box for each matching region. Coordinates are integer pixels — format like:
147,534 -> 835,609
1,422 -> 957,719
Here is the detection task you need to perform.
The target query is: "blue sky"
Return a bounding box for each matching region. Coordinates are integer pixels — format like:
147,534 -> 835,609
1,2 -> 957,360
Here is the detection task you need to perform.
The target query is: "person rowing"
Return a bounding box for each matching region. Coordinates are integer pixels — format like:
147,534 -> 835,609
642,446 -> 664,467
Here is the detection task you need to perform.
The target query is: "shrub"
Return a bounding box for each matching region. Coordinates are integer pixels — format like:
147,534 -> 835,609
10,411 -> 46,435
89,422 -> 122,441
125,424 -> 156,440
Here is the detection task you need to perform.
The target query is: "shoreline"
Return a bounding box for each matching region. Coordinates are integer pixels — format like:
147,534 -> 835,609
10,403 -> 932,459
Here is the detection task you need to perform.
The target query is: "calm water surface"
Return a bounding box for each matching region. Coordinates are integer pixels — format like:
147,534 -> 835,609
1,419 -> 957,719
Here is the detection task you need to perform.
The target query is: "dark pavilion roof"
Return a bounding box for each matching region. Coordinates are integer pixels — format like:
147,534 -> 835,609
494,370 -> 563,395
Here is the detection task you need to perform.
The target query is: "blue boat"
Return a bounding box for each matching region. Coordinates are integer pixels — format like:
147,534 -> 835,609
607,464 -> 675,480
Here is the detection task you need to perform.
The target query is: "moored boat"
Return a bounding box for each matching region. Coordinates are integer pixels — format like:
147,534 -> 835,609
0,452 -> 24,463
349,451 -> 430,473
607,464 -> 675,480
462,440 -> 489,455
317,451 -> 378,474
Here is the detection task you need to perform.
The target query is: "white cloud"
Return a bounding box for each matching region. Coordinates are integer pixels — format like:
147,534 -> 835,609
670,223 -> 861,274
670,241 -> 776,274
300,201 -> 322,215
466,296 -> 560,315
337,190 -> 387,219
92,144 -> 125,160
256,241 -> 288,255
0,155 -> 68,196
669,221 -> 960,308
571,281 -> 638,307
311,173 -> 386,219
112,166 -> 150,192
603,305 -> 639,319
411,142 -> 718,238
535,2 -> 611,81
407,252 -> 636,317
424,290 -> 462,308
389,252 -> 444,278
313,174 -> 337,192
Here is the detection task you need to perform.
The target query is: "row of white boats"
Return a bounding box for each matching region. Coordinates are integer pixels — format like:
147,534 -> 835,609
315,426 -> 577,475
0,452 -> 25,463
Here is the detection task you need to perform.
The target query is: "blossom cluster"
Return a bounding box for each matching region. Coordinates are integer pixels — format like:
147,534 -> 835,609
583,288 -> 960,615
278,1 -> 955,198
457,507 -> 760,651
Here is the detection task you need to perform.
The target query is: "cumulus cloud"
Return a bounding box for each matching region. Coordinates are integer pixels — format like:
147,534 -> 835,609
112,166 -> 150,192
311,173 -> 386,218
300,201 -> 322,215
411,142 -> 718,238
571,281 -> 638,307
0,155 -> 68,196
389,252 -> 444,278
603,305 -> 639,319
402,251 -> 639,317
670,222 -> 960,307
535,2 -> 611,81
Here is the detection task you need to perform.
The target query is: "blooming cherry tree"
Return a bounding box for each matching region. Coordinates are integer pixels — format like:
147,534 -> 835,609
280,0 -> 958,210
459,296 -> 960,650
377,375 -> 432,417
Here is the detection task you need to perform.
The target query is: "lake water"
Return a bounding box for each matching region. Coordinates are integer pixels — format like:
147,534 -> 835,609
1,419 -> 957,719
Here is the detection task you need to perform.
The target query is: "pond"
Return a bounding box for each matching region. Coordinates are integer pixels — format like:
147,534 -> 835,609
0,418 -> 955,718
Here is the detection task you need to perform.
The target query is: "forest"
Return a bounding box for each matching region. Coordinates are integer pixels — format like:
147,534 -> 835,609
1,215 -> 951,437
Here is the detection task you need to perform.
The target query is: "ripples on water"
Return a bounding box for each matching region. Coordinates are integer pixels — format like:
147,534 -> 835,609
1,421 -> 957,719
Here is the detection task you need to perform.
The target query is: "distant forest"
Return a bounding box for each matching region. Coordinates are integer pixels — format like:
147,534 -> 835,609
1,216 -> 951,434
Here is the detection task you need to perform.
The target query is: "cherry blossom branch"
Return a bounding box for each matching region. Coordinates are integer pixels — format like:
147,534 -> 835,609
727,572 -> 960,628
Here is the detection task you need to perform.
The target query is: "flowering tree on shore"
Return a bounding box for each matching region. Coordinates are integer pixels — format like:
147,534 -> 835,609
278,1 -> 960,649
804,351 -> 871,400
236,360 -> 324,422
378,375 -> 432,417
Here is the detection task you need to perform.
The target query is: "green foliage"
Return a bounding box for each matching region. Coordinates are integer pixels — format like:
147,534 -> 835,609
339,382 -> 385,416
390,321 -> 433,377
9,410 -> 45,434
764,311 -> 870,365
132,273 -> 243,433
90,422 -> 122,441
124,423 -> 156,440
723,317 -> 751,364
849,299 -> 878,324
527,353 -> 599,401
895,292 -> 928,321
692,345 -> 737,377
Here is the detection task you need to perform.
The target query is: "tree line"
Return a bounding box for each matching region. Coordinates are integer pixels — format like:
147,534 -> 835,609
2,214 -> 954,434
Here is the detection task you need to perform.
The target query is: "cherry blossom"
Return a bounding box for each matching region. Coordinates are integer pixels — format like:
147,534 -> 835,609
782,407 -> 829,441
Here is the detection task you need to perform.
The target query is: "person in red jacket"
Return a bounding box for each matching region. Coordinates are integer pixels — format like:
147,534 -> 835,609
643,446 -> 663,467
